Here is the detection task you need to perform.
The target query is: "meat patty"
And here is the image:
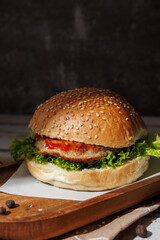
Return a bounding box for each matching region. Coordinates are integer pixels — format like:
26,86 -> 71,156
35,137 -> 118,162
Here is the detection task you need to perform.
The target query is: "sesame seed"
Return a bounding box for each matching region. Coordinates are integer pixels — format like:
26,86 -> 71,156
100,111 -> 104,114
87,135 -> 91,139
78,101 -> 83,105
38,209 -> 43,211
95,135 -> 98,139
126,118 -> 129,121
87,112 -> 91,116
86,117 -> 89,121
89,124 -> 93,129
96,113 -> 100,117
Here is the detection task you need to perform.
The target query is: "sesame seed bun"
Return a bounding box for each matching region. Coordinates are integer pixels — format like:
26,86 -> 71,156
27,88 -> 149,191
25,156 -> 150,191
29,88 -> 147,148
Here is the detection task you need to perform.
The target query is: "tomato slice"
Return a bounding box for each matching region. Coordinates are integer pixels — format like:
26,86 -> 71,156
44,138 -> 83,152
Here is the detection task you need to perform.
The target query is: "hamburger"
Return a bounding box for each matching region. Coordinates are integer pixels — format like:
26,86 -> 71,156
10,88 -> 160,191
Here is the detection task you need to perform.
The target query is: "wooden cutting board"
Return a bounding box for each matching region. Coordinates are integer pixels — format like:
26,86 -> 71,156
0,162 -> 160,240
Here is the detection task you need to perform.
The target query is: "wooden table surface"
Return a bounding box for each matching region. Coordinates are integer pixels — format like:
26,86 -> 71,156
0,115 -> 160,240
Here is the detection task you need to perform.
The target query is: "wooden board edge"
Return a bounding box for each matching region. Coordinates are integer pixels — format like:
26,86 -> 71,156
0,175 -> 160,240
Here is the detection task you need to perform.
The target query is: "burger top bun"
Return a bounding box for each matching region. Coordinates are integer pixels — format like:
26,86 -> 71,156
29,88 -> 147,148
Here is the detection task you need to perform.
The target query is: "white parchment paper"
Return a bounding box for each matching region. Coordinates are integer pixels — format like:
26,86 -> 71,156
0,157 -> 159,201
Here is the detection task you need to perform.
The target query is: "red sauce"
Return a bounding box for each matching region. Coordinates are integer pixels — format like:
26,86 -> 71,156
44,138 -> 83,152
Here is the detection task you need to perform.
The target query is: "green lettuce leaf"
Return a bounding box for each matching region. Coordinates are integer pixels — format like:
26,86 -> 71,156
9,133 -> 160,171
144,134 -> 160,157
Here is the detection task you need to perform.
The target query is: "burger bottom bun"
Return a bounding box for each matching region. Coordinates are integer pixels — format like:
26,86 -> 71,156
25,156 -> 150,191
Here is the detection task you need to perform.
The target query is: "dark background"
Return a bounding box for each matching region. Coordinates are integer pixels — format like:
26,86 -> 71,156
0,0 -> 160,115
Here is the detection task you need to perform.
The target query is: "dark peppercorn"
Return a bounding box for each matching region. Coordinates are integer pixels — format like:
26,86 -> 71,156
0,206 -> 6,215
6,200 -> 15,208
136,224 -> 147,238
